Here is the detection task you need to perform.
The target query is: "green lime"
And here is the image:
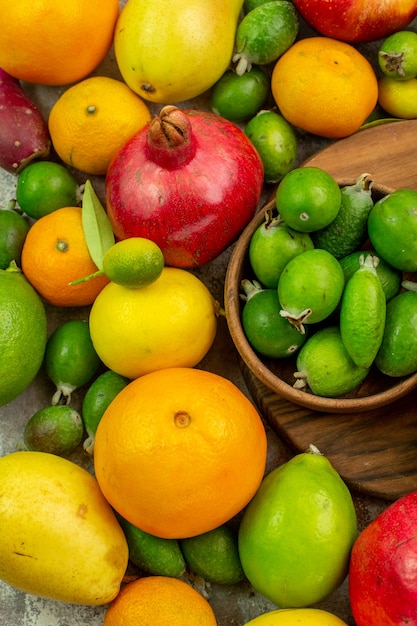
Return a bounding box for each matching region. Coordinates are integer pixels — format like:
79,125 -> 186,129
375,290 -> 417,377
180,524 -> 245,585
23,405 -> 84,456
278,248 -> 345,332
233,1 -> 299,75
16,161 -> 81,219
241,280 -> 307,358
378,30 -> 417,80
0,265 -> 47,406
293,326 -> 370,397
102,237 -> 164,288
210,67 -> 270,123
44,319 -> 101,405
340,254 -> 386,369
312,173 -> 374,258
248,209 -> 314,289
339,250 -> 402,302
0,205 -> 30,270
245,110 -> 298,183
82,370 -> 129,454
238,446 -> 357,607
275,167 -> 342,233
368,189 -> 417,272
118,516 -> 185,577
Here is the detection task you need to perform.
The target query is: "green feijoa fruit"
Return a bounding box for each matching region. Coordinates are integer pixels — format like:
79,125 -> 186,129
118,516 -> 186,578
340,254 -> 386,369
210,67 -> 270,123
368,189 -> 417,272
180,524 -> 245,585
278,248 -> 345,332
241,280 -> 307,358
294,326 -> 370,397
243,0 -> 270,13
248,208 -> 314,289
16,161 -> 81,219
233,1 -> 299,75
82,370 -> 129,454
0,205 -> 30,270
312,173 -> 374,259
245,110 -> 298,183
375,290 -> 417,377
23,405 -> 84,457
378,30 -> 417,80
45,319 -> 102,405
339,251 -> 402,302
275,167 -> 342,233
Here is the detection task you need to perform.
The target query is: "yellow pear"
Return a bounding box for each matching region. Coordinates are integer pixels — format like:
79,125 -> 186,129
0,451 -> 128,605
114,0 -> 244,103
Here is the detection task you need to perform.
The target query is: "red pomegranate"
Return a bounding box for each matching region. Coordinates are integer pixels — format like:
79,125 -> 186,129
105,105 -> 264,267
349,490 -> 417,625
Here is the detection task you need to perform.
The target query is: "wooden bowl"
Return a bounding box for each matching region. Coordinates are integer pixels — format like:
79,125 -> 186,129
225,180 -> 417,413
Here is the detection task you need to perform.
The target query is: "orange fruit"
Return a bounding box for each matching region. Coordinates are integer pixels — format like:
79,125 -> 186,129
103,576 -> 217,626
93,367 -> 267,539
48,76 -> 152,175
271,37 -> 378,139
0,0 -> 119,86
21,206 -> 109,307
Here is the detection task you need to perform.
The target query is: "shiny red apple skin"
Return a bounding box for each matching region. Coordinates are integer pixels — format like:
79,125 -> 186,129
292,0 -> 417,43
349,490 -> 417,625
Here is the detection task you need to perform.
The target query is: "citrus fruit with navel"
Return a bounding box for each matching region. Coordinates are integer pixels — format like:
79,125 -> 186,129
93,367 -> 267,539
20,206 -> 109,307
244,608 -> 349,625
48,76 -> 152,175
89,267 -> 218,379
16,161 -> 81,219
271,37 -> 378,138
238,446 -> 357,608
0,450 -> 128,604
0,265 -> 47,407
103,575 -> 217,626
0,0 -> 119,86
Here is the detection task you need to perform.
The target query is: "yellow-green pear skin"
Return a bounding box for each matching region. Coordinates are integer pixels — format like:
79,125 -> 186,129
114,0 -> 244,103
0,451 -> 128,605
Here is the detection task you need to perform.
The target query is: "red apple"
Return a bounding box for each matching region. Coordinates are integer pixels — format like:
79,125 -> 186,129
349,490 -> 417,625
292,0 -> 417,43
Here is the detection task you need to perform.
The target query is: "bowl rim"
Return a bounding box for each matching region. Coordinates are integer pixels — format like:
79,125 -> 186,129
224,181 -> 417,413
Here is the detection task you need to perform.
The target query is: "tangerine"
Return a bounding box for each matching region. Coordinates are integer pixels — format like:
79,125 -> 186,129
94,367 -> 267,539
271,37 -> 378,138
103,576 -> 217,626
21,206 -> 109,307
48,76 -> 152,175
0,0 -> 119,86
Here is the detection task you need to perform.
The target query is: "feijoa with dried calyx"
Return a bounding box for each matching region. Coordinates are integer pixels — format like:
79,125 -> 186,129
23,405 -> 84,456
294,326 -> 370,397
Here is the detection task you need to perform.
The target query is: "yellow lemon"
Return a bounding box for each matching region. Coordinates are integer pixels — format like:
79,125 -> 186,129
244,608 -> 349,625
89,267 -> 218,379
378,76 -> 417,118
114,0 -> 243,103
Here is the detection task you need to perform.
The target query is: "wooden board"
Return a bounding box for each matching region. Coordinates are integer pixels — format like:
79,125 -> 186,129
243,120 -> 417,502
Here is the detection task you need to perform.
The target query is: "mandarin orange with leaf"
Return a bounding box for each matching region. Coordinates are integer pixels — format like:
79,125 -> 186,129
94,367 -> 267,539
0,0 -> 119,86
21,206 -> 109,307
271,37 -> 378,139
